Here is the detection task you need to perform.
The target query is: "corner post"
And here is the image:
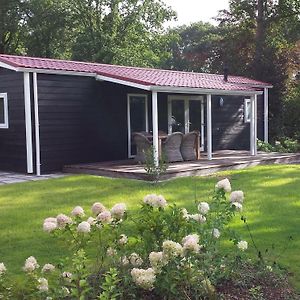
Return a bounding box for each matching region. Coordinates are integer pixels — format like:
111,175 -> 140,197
250,95 -> 257,156
152,91 -> 159,166
24,72 -> 33,174
33,73 -> 41,176
264,87 -> 269,143
206,94 -> 212,160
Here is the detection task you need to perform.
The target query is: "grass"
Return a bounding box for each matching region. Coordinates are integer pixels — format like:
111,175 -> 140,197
0,164 -> 300,291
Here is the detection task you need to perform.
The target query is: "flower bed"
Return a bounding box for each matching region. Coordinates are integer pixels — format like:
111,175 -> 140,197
0,178 -> 297,299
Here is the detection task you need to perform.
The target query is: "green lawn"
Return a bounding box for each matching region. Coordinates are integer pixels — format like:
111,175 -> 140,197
0,165 -> 300,290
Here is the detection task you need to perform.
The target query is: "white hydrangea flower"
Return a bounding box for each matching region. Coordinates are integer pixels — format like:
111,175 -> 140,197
0,263 -> 6,276
212,228 -> 221,239
118,234 -> 128,245
42,263 -> 55,273
215,178 -> 231,193
43,221 -> 57,233
237,240 -> 248,251
230,191 -> 244,203
149,251 -> 167,271
107,247 -> 117,257
71,206 -> 85,217
162,240 -> 183,258
87,217 -> 96,225
56,214 -> 72,228
131,268 -> 156,290
181,208 -> 189,220
91,202 -> 106,215
143,194 -> 167,208
97,210 -> 112,223
120,256 -> 129,266
129,253 -> 143,266
44,217 -> 57,225
232,202 -> 243,212
111,203 -> 127,218
62,271 -> 72,282
23,256 -> 39,272
143,194 -> 157,206
155,195 -> 167,208
37,277 -> 48,292
198,202 -> 210,215
182,234 -> 201,253
77,221 -> 91,233
189,214 -> 206,223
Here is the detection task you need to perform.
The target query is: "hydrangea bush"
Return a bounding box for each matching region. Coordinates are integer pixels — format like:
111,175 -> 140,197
0,178 -> 261,299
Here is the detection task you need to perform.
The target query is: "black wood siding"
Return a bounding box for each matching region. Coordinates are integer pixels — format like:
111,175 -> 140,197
38,74 -> 99,172
0,68 -> 27,172
212,95 -> 264,150
38,76 -> 150,172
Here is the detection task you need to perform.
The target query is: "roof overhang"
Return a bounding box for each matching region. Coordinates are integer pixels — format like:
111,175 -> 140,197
0,63 -> 265,95
96,74 -> 263,96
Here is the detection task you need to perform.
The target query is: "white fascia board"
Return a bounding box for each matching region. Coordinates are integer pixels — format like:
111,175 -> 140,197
150,86 -> 263,96
0,61 -> 18,71
250,84 -> 273,88
96,74 -> 151,91
18,67 -> 96,77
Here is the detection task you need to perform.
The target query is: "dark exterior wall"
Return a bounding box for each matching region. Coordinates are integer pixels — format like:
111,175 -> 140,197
0,68 -> 27,172
94,82 -> 151,161
38,74 -> 100,172
211,95 -> 264,150
38,77 -> 150,172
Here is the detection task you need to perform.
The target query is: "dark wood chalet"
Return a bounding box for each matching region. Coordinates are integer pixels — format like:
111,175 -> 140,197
0,54 -> 272,175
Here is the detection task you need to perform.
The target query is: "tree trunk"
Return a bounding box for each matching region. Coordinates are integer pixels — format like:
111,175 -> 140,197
254,0 -> 266,78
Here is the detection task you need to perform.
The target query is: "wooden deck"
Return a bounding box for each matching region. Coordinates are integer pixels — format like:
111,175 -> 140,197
63,150 -> 300,181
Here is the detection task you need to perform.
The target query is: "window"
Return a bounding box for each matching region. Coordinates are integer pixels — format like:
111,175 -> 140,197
0,93 -> 8,129
244,98 -> 251,123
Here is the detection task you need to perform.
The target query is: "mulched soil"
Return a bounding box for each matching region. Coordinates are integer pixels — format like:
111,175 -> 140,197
217,264 -> 300,300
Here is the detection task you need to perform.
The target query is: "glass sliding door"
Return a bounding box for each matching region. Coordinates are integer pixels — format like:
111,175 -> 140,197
168,95 -> 205,150
127,94 -> 148,158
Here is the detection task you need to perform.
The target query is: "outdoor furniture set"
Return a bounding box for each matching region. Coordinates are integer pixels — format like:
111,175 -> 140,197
132,131 -> 200,163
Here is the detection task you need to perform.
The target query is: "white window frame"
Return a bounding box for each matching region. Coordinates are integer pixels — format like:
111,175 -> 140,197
0,93 -> 9,129
127,94 -> 148,158
244,98 -> 251,123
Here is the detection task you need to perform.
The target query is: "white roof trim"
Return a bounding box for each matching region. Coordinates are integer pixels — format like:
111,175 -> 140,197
96,74 -> 151,91
0,61 -> 18,71
150,86 -> 263,96
18,67 -> 96,77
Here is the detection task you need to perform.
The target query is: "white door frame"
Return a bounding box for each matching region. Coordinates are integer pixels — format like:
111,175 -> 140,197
127,94 -> 148,158
167,95 -> 204,149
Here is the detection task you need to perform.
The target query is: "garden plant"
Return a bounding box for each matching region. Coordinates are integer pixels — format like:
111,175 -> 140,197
0,178 -> 297,299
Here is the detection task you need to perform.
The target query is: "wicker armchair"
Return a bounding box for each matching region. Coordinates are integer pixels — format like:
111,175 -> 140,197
162,132 -> 184,162
181,131 -> 199,161
132,132 -> 152,163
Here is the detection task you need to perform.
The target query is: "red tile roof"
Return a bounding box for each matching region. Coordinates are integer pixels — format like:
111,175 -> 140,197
0,54 -> 271,91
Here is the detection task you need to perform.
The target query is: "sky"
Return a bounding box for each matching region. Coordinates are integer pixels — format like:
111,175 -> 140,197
163,0 -> 229,27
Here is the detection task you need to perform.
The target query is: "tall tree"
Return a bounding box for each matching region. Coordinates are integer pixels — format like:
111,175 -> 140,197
70,0 -> 176,67
0,0 -> 25,54
23,0 -> 74,58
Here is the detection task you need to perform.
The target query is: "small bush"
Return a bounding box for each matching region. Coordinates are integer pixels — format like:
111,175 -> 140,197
0,179 -> 297,299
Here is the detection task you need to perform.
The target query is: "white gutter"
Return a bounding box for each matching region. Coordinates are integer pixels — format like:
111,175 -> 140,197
150,86 -> 263,96
18,67 -> 96,78
33,72 -> 41,176
23,72 -> 33,173
96,74 -> 151,91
